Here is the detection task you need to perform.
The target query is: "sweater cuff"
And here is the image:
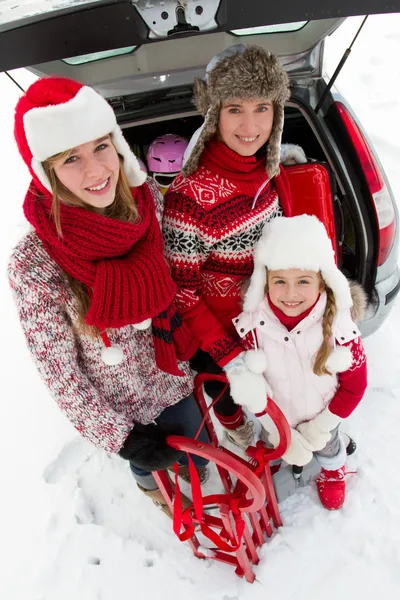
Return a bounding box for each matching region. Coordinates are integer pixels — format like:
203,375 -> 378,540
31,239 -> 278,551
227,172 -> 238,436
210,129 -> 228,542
216,345 -> 243,368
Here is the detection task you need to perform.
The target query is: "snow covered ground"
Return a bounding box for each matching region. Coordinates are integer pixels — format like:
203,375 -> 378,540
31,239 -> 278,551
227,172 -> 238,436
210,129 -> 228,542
1,14 -> 400,599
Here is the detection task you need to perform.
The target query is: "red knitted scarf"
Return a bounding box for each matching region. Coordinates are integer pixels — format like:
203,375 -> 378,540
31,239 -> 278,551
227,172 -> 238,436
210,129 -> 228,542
200,138 -> 267,182
23,181 -> 197,376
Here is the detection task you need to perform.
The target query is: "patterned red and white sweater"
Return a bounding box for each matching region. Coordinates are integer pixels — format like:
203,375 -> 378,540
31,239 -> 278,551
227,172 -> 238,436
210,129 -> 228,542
8,178 -> 193,454
163,139 -> 292,367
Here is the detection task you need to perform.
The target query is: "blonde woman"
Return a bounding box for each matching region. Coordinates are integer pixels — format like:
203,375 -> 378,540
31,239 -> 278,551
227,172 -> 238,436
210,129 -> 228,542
8,77 -> 209,518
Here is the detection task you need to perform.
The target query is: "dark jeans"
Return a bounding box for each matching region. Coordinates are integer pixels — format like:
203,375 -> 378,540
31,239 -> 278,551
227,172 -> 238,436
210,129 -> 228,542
129,392 -> 209,479
189,349 -> 238,417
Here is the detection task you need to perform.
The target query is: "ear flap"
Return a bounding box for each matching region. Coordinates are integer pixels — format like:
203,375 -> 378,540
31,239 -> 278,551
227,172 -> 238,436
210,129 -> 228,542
193,78 -> 210,115
243,262 -> 267,312
182,104 -> 220,177
266,100 -> 285,179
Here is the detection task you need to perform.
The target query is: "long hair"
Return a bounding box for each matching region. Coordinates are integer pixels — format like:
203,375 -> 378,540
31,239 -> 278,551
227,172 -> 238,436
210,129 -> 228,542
262,269 -> 337,376
313,287 -> 337,376
42,142 -> 139,335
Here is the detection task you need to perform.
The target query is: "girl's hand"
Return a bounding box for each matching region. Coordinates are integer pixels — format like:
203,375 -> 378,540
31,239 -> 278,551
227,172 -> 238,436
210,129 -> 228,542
296,407 -> 342,452
282,429 -> 314,466
223,353 -> 269,413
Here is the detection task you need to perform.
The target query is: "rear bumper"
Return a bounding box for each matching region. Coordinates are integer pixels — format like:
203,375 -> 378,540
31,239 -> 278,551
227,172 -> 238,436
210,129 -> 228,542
360,266 -> 400,337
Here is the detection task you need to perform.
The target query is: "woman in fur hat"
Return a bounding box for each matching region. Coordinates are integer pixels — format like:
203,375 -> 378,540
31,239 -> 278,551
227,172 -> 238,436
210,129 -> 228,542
8,76 -> 210,518
232,215 -> 368,510
163,44 -> 305,450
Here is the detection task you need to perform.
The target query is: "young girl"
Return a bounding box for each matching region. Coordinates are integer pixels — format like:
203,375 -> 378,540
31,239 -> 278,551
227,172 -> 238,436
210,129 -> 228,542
232,215 -> 368,510
8,76 -> 209,518
163,44 -> 306,450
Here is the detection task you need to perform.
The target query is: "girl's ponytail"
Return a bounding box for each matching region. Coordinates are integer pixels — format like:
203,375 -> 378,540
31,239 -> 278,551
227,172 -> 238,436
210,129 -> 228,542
313,287 -> 336,376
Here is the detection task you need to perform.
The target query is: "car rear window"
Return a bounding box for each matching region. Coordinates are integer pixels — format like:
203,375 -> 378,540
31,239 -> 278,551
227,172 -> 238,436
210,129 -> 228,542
63,46 -> 137,65
231,21 -> 308,36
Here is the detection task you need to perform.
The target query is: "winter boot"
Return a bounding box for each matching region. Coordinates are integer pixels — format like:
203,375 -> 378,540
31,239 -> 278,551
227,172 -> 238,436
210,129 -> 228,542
316,466 -> 346,510
168,464 -> 210,485
225,411 -> 263,451
137,483 -> 192,519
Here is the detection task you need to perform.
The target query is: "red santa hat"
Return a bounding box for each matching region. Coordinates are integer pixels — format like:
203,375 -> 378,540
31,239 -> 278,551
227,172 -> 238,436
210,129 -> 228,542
14,76 -> 146,195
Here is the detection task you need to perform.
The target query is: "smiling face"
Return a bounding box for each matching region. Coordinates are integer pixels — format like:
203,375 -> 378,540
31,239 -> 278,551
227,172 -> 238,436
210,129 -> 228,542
218,98 -> 274,156
53,135 -> 120,213
267,269 -> 323,317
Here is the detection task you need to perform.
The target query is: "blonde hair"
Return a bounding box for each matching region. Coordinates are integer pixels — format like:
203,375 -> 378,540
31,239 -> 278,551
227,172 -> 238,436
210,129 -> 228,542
262,269 -> 337,377
42,140 -> 139,335
313,287 -> 337,376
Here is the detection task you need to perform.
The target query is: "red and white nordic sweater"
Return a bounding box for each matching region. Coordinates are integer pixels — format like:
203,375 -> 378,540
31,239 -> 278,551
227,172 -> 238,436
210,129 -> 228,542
163,139 -> 292,367
8,178 -> 194,454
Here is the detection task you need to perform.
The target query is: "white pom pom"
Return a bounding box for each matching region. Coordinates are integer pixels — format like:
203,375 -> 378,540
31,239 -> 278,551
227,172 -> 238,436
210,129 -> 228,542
279,143 -> 307,165
101,345 -> 124,366
133,318 -> 152,330
325,346 -> 353,373
244,349 -> 268,374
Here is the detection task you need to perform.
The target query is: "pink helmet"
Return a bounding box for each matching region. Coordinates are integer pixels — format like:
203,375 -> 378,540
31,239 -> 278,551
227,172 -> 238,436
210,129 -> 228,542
147,134 -> 188,188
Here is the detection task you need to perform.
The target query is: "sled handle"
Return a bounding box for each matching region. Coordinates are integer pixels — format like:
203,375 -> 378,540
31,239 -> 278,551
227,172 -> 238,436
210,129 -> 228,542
166,435 -> 266,513
193,372 -> 291,461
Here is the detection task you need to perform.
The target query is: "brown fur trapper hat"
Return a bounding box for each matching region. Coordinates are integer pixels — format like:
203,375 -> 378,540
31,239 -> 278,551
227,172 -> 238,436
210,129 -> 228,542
182,44 -> 290,179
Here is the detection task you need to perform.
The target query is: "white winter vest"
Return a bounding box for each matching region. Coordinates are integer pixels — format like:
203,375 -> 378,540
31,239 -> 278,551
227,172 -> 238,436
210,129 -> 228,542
233,293 -> 360,427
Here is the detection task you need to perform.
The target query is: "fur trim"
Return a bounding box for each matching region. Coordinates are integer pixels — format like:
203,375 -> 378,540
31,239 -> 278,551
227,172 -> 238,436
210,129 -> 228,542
110,126 -> 147,187
279,143 -> 307,165
243,262 -> 268,312
325,346 -> 353,373
349,281 -> 367,322
183,45 -> 290,178
182,104 -> 220,177
244,349 -> 268,374
23,86 -> 115,161
193,78 -> 210,116
21,81 -> 146,192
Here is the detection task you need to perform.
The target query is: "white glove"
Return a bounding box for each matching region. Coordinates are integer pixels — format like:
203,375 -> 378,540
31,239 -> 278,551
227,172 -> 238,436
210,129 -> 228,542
279,143 -> 307,165
296,407 -> 342,452
133,318 -> 152,330
223,353 -> 269,414
282,429 -> 314,467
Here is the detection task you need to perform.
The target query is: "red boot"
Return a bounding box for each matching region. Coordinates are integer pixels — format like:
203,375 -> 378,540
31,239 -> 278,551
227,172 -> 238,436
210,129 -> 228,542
316,466 -> 346,510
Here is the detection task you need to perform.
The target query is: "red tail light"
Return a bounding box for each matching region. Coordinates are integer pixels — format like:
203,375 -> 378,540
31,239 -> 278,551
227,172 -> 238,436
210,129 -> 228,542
334,101 -> 396,266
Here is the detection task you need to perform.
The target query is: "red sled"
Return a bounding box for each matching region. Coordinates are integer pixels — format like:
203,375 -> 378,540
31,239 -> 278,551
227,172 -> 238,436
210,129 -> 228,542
153,373 -> 291,584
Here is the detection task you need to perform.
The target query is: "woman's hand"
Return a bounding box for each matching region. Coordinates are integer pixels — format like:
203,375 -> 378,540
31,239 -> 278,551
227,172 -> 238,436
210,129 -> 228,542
119,422 -> 184,470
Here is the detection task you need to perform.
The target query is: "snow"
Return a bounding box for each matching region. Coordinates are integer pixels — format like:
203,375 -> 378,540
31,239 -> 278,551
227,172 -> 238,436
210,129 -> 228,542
0,1 -> 102,27
1,13 -> 400,599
